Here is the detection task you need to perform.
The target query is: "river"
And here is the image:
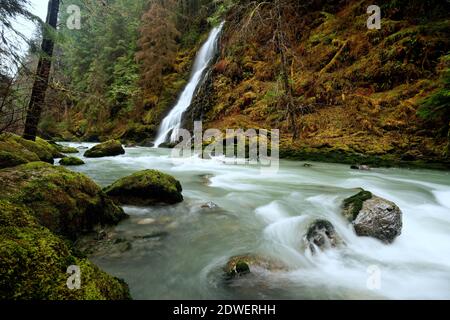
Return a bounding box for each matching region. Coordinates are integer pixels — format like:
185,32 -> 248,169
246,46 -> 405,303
61,143 -> 450,299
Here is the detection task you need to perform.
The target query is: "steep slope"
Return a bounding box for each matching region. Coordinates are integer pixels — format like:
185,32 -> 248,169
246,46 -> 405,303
187,0 -> 450,168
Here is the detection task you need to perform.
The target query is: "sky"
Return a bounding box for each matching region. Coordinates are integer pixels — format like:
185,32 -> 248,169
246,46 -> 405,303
14,0 -> 49,43
4,0 -> 49,73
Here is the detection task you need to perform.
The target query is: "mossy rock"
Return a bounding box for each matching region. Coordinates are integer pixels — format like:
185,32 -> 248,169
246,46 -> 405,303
104,169 -> 183,205
342,189 -> 403,243
0,133 -> 52,164
59,157 -> 85,166
0,151 -> 28,169
50,142 -> 79,154
0,200 -> 131,300
35,137 -> 66,159
224,254 -> 286,279
342,189 -> 373,221
0,162 -> 127,240
84,140 -> 125,158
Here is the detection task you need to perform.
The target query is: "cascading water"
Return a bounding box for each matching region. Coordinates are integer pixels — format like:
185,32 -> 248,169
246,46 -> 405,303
153,22 -> 225,147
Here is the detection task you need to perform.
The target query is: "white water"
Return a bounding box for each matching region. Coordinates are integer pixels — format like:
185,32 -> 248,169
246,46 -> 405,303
153,22 -> 224,147
61,143 -> 450,299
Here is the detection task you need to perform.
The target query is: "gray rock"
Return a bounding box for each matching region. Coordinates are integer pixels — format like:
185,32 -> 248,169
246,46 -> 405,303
305,219 -> 342,253
352,195 -> 402,243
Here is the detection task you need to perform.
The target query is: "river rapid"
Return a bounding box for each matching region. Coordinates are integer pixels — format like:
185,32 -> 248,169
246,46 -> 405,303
61,143 -> 450,299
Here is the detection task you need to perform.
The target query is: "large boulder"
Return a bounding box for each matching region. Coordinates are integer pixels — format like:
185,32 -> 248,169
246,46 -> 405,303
84,140 -> 125,158
0,151 -> 29,169
0,133 -> 54,165
104,170 -> 183,205
0,200 -> 131,300
304,219 -> 343,253
0,162 -> 127,240
342,190 -> 402,243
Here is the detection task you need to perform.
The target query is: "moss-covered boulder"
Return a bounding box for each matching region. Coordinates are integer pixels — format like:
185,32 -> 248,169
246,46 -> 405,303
0,151 -> 29,169
0,162 -> 127,240
342,189 -> 402,243
84,140 -> 125,158
0,133 -> 53,164
59,157 -> 85,166
0,200 -> 130,300
104,170 -> 183,205
50,142 -> 79,154
35,137 -> 66,159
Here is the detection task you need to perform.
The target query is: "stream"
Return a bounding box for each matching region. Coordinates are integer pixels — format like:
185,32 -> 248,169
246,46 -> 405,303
61,143 -> 450,299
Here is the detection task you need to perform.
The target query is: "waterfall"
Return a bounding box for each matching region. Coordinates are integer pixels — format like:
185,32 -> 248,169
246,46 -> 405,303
153,22 -> 225,147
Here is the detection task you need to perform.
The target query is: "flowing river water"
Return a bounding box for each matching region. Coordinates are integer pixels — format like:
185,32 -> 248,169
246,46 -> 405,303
61,143 -> 450,299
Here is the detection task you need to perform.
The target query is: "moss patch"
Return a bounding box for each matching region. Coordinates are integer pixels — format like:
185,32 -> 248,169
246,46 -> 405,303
0,200 -> 130,300
59,157 -> 85,166
0,162 -> 126,240
342,190 -> 373,221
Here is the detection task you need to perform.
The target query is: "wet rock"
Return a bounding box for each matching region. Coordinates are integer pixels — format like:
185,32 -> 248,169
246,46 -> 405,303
59,156 -> 85,166
342,190 -> 402,243
303,163 -> 313,167
84,140 -> 125,158
104,169 -> 183,205
224,254 -> 286,279
304,219 -> 342,253
200,174 -> 213,186
350,164 -> 370,170
137,218 -> 156,225
201,201 -> 218,209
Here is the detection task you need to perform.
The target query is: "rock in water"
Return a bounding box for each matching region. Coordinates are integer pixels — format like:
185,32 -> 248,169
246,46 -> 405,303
0,162 -> 127,240
305,219 -> 342,253
224,254 -> 286,279
104,169 -> 183,205
342,190 -> 402,243
84,140 -> 125,158
350,164 -> 370,170
0,133 -> 54,164
59,156 -> 85,166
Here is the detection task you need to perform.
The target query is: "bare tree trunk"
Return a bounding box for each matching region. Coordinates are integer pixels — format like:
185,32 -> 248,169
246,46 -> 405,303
22,0 -> 60,141
274,0 -> 298,140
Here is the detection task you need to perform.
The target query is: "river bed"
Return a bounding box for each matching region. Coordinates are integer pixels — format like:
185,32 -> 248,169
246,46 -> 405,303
61,143 -> 450,299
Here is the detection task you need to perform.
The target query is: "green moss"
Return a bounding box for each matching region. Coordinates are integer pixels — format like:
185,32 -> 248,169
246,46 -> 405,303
0,200 -> 130,300
0,133 -> 56,164
0,151 -> 28,169
51,142 -> 79,154
104,169 -> 183,205
235,261 -> 250,274
84,140 -> 125,158
0,162 -> 126,240
59,157 -> 85,166
343,190 -> 373,221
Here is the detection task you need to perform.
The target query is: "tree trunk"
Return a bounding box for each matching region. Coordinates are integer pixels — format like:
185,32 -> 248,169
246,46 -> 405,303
22,0 -> 60,141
